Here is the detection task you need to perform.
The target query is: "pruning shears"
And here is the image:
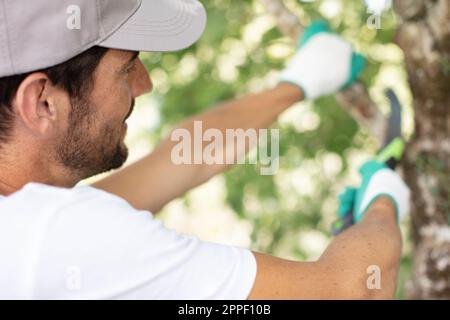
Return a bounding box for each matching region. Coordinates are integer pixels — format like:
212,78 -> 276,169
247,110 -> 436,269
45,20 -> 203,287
331,89 -> 405,236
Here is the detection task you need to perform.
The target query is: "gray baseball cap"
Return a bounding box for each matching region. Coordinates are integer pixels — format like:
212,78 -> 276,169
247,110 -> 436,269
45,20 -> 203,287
0,0 -> 207,77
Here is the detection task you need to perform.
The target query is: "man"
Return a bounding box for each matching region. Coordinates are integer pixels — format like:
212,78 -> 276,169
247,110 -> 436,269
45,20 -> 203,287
0,0 -> 409,299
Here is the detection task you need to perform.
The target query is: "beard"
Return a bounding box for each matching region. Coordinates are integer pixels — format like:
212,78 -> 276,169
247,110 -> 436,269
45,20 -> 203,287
55,97 -> 134,180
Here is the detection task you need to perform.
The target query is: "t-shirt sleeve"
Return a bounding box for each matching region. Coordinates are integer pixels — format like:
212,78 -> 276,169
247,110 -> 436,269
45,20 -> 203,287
34,187 -> 257,300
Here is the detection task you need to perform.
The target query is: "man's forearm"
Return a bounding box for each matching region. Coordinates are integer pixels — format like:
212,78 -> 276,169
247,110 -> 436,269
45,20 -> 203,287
318,197 -> 402,298
187,83 -> 302,132
168,83 -> 303,180
249,197 -> 402,299
94,83 -> 303,212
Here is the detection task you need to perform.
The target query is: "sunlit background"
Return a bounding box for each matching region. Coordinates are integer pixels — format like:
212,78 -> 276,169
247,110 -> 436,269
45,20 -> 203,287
88,0 -> 414,298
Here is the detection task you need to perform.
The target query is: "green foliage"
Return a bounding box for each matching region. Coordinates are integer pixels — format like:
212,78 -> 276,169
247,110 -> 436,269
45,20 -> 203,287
141,0 -> 410,297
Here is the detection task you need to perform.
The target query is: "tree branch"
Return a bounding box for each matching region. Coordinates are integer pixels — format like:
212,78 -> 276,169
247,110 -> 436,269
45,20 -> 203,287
261,0 -> 386,144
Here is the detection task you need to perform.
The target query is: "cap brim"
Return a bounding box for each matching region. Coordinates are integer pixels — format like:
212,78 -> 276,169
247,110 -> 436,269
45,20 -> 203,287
99,0 -> 207,52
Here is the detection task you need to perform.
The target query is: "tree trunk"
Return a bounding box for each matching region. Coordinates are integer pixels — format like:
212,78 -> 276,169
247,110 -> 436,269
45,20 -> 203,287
393,0 -> 450,299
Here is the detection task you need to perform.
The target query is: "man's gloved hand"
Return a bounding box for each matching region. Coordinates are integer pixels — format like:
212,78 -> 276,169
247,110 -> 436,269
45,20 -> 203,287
279,20 -> 366,100
353,160 -> 410,222
338,160 -> 410,225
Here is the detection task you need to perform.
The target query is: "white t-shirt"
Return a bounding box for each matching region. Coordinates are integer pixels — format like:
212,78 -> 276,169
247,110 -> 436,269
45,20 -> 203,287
0,183 -> 257,299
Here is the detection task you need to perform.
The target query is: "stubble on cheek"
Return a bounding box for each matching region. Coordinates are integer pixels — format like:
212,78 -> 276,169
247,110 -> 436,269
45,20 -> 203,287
55,100 -> 129,180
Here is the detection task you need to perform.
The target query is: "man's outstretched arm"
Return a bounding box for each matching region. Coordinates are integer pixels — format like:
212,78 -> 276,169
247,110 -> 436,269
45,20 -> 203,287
249,197 -> 402,299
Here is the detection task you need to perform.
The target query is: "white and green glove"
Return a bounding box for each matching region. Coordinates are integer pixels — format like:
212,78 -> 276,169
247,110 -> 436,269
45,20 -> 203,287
280,20 -> 366,99
338,160 -> 410,225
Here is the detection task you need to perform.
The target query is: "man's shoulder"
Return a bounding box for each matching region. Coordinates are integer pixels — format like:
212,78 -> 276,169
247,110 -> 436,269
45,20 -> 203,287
1,182 -> 158,248
1,182 -> 146,219
10,182 -> 125,202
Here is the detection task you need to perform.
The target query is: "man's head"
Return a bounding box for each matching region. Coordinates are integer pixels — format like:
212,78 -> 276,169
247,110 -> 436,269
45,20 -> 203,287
0,0 -> 206,190
0,47 -> 152,182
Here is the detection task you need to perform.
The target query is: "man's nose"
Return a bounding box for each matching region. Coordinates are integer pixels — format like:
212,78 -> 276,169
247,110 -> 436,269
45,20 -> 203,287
132,58 -> 153,97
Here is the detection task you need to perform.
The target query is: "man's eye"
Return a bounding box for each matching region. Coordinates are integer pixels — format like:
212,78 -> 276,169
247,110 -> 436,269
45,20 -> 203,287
125,63 -> 137,74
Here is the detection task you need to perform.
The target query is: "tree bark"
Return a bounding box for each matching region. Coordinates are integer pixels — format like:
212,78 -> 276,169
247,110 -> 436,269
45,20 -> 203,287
393,0 -> 450,299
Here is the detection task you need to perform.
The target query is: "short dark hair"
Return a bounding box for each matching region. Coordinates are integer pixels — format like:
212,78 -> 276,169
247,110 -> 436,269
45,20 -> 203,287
0,46 -> 109,143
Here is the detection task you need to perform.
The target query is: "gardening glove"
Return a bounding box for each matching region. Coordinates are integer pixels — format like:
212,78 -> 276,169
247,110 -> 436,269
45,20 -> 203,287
352,160 -> 410,223
279,20 -> 366,100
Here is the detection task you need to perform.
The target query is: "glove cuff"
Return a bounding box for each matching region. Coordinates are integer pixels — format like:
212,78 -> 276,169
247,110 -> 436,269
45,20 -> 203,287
354,168 -> 410,223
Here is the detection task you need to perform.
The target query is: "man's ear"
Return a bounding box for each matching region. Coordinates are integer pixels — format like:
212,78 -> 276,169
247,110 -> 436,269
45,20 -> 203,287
13,73 -> 67,136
